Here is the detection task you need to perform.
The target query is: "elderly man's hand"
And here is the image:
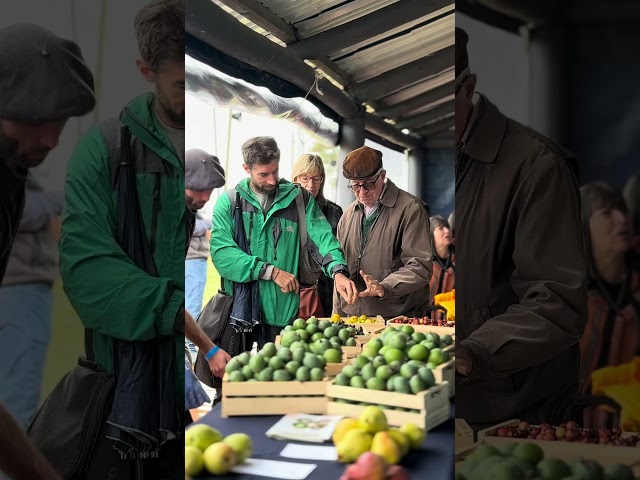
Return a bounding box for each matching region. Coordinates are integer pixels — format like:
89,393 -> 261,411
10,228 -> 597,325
335,273 -> 358,304
358,270 -> 385,297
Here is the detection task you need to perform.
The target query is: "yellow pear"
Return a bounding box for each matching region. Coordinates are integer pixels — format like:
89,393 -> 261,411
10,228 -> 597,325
332,417 -> 360,445
203,442 -> 237,475
357,406 -> 388,434
370,431 -> 402,465
336,428 -> 373,463
184,445 -> 204,477
387,429 -> 410,456
399,423 -> 426,449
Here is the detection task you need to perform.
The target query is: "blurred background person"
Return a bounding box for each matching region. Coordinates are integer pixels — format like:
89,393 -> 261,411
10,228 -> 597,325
0,177 -> 63,430
447,211 -> 455,245
428,214 -> 455,300
292,153 -> 343,317
578,182 -> 640,427
623,174 -> 639,262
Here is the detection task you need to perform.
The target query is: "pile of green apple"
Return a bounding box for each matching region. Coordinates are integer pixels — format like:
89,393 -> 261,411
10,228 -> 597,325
332,325 -> 452,394
185,424 -> 253,477
224,342 -> 327,382
457,442 -> 635,480
279,317 -> 364,364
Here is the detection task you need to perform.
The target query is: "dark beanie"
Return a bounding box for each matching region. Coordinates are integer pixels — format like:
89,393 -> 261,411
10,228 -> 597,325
0,24 -> 95,122
185,149 -> 226,191
342,146 -> 383,180
455,27 -> 469,77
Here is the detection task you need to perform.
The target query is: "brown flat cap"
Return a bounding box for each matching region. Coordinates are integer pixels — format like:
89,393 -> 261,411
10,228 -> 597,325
343,146 -> 383,180
455,27 -> 469,77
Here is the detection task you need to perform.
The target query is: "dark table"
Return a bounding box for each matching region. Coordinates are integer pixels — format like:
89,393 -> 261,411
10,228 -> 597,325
193,404 -> 455,479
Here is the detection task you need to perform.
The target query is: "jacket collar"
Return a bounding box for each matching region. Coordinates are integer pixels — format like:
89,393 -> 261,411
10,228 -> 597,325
459,94 -> 508,164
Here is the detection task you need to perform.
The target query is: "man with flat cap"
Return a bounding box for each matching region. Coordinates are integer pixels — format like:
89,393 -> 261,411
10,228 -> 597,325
183,148 -> 231,378
334,146 -> 433,319
0,22 -> 94,480
454,27 -> 587,429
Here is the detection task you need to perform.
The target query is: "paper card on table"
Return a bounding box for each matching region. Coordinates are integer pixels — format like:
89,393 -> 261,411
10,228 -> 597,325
265,413 -> 344,443
231,458 -> 317,479
279,443 -> 338,461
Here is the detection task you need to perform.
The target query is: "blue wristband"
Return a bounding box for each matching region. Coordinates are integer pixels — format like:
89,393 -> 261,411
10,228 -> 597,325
205,345 -> 220,360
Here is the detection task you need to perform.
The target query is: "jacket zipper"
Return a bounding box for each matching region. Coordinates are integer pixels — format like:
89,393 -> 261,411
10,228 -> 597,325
150,174 -> 161,254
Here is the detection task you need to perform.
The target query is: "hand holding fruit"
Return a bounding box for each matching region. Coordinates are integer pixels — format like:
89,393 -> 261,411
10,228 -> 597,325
335,273 -> 359,304
208,346 -> 231,379
359,270 -> 385,298
272,267 -> 299,293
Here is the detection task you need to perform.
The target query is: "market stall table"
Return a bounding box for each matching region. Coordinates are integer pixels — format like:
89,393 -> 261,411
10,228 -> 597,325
192,403 -> 455,479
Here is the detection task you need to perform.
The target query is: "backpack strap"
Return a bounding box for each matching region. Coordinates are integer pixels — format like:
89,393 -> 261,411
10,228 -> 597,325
294,189 -> 308,250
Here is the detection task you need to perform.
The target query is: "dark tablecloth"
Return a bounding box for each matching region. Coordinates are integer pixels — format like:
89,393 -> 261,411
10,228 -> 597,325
192,404 -> 455,479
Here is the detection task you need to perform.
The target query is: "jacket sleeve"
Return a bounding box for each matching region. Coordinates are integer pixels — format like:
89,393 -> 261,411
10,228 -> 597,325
210,192 -> 267,282
461,155 -> 588,380
59,128 -> 183,341
305,195 -> 348,277
378,201 -> 433,297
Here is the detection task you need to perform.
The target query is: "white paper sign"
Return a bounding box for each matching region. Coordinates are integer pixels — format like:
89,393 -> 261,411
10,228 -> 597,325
231,458 -> 317,479
279,443 -> 338,462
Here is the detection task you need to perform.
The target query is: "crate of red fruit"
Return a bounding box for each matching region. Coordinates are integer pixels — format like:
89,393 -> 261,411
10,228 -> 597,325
476,419 -> 640,468
387,315 -> 455,335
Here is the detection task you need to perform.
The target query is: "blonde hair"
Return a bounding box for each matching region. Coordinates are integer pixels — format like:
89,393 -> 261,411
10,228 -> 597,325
292,154 -> 326,203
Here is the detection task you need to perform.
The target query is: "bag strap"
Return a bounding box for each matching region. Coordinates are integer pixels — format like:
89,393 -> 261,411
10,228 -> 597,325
295,189 -> 308,250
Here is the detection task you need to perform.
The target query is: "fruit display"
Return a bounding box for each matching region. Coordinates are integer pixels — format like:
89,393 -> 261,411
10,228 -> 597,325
339,452 -> 411,480
224,342 -> 328,382
457,441 -> 637,480
389,316 -> 455,328
333,326 -> 453,394
184,424 -> 253,477
337,313 -> 384,324
491,420 -> 640,447
280,317 -> 364,350
333,406 -> 425,466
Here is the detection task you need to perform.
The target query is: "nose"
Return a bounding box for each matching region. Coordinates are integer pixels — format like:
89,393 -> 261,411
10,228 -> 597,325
611,208 -> 627,226
39,123 -> 64,149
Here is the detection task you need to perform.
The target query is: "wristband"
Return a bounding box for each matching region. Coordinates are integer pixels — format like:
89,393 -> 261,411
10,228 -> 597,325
205,345 -> 220,360
273,268 -> 280,280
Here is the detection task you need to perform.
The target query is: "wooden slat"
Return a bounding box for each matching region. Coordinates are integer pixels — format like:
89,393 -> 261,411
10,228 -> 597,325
222,396 -> 327,417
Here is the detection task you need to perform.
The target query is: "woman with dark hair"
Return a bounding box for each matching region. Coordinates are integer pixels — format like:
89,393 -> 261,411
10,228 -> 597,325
579,182 -> 640,427
429,215 -> 455,304
292,154 -> 343,316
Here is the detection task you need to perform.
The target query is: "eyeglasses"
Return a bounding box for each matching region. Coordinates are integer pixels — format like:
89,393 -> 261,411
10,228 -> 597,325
348,173 -> 381,193
299,175 -> 324,184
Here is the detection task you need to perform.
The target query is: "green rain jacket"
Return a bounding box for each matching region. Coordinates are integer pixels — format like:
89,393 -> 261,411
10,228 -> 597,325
211,178 -> 348,327
60,93 -> 185,395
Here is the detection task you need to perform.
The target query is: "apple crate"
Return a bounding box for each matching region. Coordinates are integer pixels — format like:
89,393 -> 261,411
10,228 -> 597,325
455,418 -> 475,453
386,316 -> 455,336
340,315 -> 387,334
475,419 -> 640,470
325,380 -> 450,431
220,374 -> 329,417
433,358 -> 455,398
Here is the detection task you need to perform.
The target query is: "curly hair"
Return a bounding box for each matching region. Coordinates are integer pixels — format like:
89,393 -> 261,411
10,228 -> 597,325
134,0 -> 184,71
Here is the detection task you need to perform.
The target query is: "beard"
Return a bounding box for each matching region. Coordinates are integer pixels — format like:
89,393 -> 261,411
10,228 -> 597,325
0,130 -> 49,172
251,179 -> 277,195
185,195 -> 205,211
156,90 -> 184,128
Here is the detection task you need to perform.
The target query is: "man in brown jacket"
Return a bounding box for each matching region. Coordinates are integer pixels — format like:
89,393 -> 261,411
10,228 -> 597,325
333,146 -> 432,319
454,27 -> 588,428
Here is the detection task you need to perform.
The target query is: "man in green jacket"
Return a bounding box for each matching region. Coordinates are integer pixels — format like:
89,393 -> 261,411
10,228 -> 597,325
211,136 -> 359,344
59,0 -> 184,475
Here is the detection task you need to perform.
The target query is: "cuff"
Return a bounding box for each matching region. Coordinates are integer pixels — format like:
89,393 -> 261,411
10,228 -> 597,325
458,339 -> 492,382
379,281 -> 393,298
331,265 -> 349,279
259,263 -> 274,280
159,289 -> 185,336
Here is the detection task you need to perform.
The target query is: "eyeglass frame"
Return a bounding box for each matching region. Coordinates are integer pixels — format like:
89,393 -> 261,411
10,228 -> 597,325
347,170 -> 384,193
298,174 -> 324,184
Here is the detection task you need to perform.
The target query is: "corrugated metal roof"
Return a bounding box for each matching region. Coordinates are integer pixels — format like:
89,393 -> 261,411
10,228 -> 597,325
209,0 -> 455,147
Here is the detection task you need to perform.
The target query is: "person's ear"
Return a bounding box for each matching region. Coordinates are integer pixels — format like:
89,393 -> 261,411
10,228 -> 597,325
242,164 -> 250,174
136,59 -> 155,83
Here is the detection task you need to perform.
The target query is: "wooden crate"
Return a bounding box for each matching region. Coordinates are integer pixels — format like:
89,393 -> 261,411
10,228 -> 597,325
472,419 -> 640,470
386,316 -> 455,336
325,379 -> 450,431
433,358 -> 455,398
455,419 -> 475,453
220,374 -> 328,417
325,362 -> 348,377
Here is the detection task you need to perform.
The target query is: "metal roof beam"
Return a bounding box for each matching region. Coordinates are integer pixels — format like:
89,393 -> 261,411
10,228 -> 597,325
364,113 -> 422,150
288,0 -> 453,59
395,100 -> 454,130
378,81 -> 454,118
216,0 -> 298,44
349,45 -> 454,101
416,115 -> 454,136
187,0 -> 360,119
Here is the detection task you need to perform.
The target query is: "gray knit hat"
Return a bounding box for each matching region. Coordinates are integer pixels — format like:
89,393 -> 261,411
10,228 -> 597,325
0,24 -> 95,122
185,149 -> 225,190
